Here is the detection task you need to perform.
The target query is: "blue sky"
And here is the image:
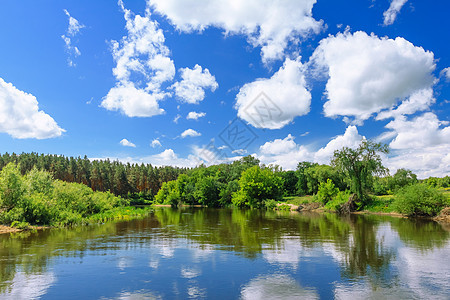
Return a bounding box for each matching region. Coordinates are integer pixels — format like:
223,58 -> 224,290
0,0 -> 449,178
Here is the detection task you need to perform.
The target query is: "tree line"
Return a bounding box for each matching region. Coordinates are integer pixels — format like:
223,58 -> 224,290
0,152 -> 187,201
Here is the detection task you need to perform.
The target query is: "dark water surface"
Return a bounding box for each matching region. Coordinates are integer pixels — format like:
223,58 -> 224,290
1,208 -> 449,299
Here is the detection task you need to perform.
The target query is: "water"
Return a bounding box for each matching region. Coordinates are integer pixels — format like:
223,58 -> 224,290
1,208 -> 449,299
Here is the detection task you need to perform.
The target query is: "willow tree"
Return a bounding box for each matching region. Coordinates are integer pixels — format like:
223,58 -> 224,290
331,140 -> 389,207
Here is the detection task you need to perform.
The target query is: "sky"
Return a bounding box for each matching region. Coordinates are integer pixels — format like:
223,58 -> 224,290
0,0 -> 449,178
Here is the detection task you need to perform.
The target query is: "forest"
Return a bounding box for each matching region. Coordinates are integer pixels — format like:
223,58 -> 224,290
0,140 -> 449,228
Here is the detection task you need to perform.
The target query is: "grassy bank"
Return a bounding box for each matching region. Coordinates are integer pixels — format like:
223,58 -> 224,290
0,163 -> 151,230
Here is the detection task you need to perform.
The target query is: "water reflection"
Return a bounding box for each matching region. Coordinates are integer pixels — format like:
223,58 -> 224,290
0,208 -> 449,299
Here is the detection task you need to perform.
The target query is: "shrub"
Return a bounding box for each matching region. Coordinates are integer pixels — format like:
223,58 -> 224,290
324,190 -> 351,212
393,184 -> 447,217
264,199 -> 278,210
10,221 -> 30,230
277,204 -> 292,211
0,163 -> 26,210
317,179 -> 339,205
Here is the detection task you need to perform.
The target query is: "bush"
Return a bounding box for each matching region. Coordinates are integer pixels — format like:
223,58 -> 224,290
232,166 -> 284,208
277,204 -> 292,211
317,179 -> 339,205
324,190 -> 351,212
264,199 -> 278,210
393,184 -> 447,217
10,221 -> 30,230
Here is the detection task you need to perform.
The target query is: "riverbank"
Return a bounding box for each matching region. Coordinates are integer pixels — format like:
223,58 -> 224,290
0,206 -> 153,235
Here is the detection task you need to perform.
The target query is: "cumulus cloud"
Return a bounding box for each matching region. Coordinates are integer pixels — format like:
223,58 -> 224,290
376,88 -> 435,120
314,126 -> 364,164
181,128 -> 201,138
235,58 -> 311,129
258,134 -> 314,170
61,9 -> 84,67
257,126 -> 365,169
101,0 -> 175,117
311,31 -> 435,123
186,111 -> 206,120
102,83 -> 165,117
148,149 -> 198,167
120,138 -> 136,147
151,138 -> 162,147
382,113 -> 450,178
172,65 -> 218,104
383,0 -> 408,26
149,0 -> 322,63
386,113 -> 449,150
0,78 -> 65,139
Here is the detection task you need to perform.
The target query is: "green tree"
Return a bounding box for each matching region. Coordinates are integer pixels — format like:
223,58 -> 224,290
232,166 -> 284,208
331,140 -> 389,207
280,171 -> 298,196
389,168 -> 418,192
393,184 -> 447,217
0,163 -> 26,210
317,179 -> 339,205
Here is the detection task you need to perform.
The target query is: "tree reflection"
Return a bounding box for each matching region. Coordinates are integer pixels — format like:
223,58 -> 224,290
0,208 -> 449,296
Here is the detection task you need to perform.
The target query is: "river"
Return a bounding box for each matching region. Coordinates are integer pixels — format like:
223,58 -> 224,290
1,208 -> 449,299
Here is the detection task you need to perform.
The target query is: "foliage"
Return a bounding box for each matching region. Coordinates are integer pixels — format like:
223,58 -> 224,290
276,204 -> 292,211
281,171 -> 298,196
317,179 -> 339,205
154,180 -> 180,207
264,199 -> 278,210
389,169 -> 418,191
324,190 -> 352,212
332,140 -> 389,206
283,195 -> 315,206
232,166 -> 284,208
0,163 -> 146,227
393,184 -> 448,217
0,152 -> 187,199
0,163 -> 27,210
10,221 -> 30,230
423,176 -> 450,188
364,195 -> 395,213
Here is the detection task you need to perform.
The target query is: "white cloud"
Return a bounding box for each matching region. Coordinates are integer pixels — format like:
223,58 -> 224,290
181,128 -> 201,138
257,126 -> 364,169
441,67 -> 450,82
232,149 -> 247,155
376,88 -> 435,120
257,134 -> 314,170
311,31 -> 435,123
172,65 -> 218,104
235,57 -> 311,129
260,134 -> 298,155
61,9 -> 85,67
186,111 -> 206,120
314,126 -> 364,164
149,149 -> 198,167
382,113 -> 450,178
173,114 -> 181,123
0,78 -> 65,139
386,113 -> 449,150
63,9 -> 85,36
101,1 -> 175,117
120,138 -> 136,147
102,83 -> 165,117
383,0 -> 408,26
149,0 -> 322,63
151,138 -> 162,147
